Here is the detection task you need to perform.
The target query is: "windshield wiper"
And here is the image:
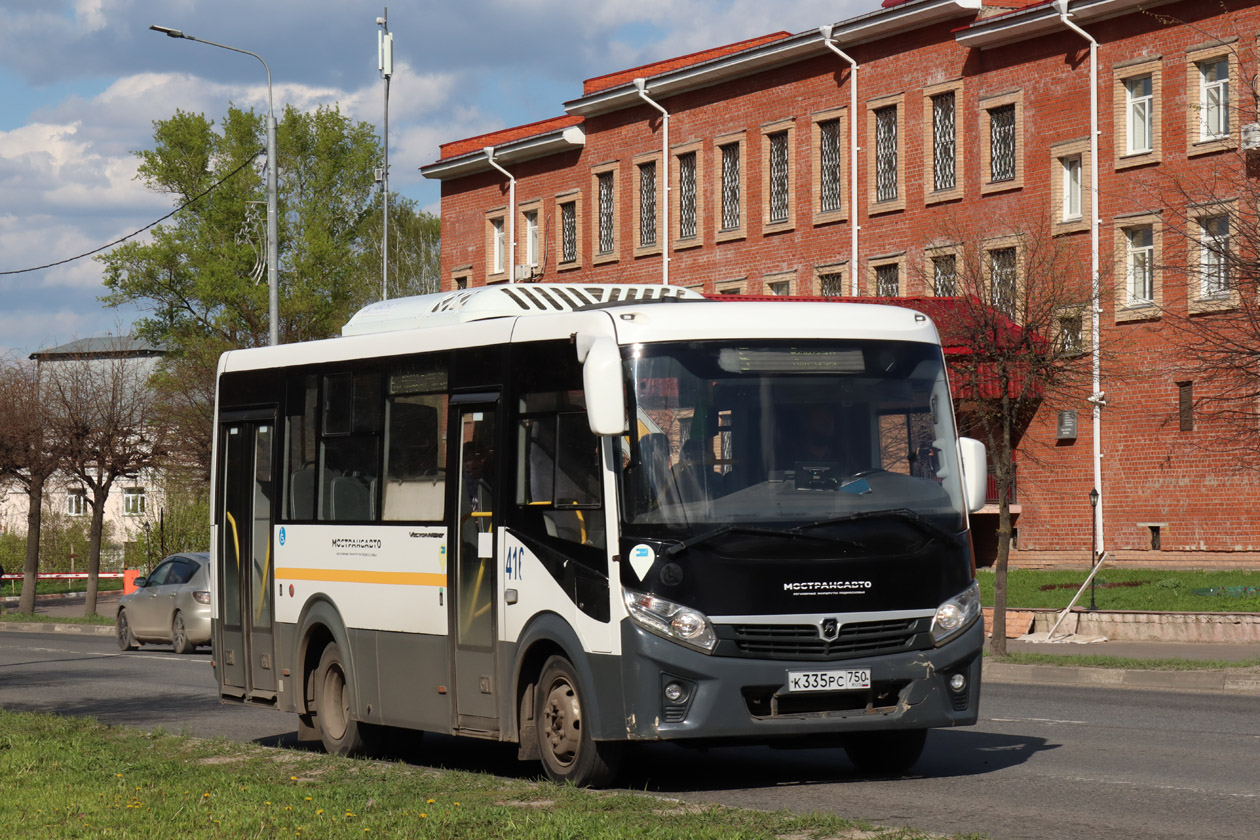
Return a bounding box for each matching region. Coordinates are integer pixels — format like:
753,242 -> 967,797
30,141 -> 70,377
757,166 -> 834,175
794,508 -> 961,545
664,525 -> 841,558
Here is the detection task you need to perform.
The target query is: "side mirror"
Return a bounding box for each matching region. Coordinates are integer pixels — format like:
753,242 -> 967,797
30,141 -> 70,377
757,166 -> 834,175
576,334 -> 627,436
958,437 -> 987,514
134,576 -> 148,588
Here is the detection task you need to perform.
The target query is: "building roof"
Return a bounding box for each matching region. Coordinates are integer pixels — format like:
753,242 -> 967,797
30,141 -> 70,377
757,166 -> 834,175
436,114 -> 584,162
580,32 -> 793,95
30,336 -> 165,361
956,0 -> 1177,49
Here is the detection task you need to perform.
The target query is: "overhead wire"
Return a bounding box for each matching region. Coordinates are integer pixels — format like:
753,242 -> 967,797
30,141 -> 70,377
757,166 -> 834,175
0,149 -> 264,277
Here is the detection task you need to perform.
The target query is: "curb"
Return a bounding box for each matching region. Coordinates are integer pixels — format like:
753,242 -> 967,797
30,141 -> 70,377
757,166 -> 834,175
0,621 -> 115,636
983,660 -> 1260,696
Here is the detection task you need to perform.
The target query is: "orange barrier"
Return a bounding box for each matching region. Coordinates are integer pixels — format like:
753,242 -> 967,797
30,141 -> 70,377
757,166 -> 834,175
124,569 -> 141,595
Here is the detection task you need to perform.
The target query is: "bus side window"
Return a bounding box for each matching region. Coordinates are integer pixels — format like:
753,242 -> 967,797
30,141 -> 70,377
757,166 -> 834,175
382,394 -> 447,521
284,375 -> 318,521
517,411 -> 604,550
318,372 -> 383,522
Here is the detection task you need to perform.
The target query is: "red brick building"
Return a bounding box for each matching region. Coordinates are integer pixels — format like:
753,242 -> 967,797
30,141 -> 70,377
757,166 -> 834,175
422,0 -> 1260,569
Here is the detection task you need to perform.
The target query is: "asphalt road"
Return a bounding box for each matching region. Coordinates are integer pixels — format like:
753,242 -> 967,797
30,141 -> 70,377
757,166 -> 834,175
1,630 -> 1257,840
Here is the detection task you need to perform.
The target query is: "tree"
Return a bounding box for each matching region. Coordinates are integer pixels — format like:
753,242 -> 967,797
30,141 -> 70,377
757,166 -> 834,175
99,103 -> 441,478
914,217 -> 1096,654
42,341 -> 169,616
0,355 -> 66,615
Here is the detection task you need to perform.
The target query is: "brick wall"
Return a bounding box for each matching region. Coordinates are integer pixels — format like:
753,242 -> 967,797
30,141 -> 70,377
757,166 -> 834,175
430,0 -> 1260,569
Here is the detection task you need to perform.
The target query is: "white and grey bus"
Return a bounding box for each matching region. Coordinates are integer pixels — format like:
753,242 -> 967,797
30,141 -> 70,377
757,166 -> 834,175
211,283 -> 987,785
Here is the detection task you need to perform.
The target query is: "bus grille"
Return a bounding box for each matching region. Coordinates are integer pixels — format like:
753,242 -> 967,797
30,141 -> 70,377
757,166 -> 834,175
716,617 -> 931,661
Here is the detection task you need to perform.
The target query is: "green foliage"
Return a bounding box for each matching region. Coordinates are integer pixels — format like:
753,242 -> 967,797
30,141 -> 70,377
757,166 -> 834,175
977,567 -> 1260,612
98,103 -> 440,477
0,709 -> 959,840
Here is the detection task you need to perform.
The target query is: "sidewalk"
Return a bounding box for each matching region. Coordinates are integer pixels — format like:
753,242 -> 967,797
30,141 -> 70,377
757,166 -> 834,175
983,636 -> 1260,695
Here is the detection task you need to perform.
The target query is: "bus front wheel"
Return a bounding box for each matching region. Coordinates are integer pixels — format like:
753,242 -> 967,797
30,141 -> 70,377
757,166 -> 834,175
535,655 -> 622,787
314,643 -> 376,757
844,729 -> 927,776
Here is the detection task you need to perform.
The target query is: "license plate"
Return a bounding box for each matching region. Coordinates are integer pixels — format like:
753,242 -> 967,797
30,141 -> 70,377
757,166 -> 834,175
786,669 -> 871,693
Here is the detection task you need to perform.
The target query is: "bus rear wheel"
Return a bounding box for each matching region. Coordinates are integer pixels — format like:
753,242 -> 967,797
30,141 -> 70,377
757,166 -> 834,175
535,655 -> 621,787
314,642 -> 376,756
844,729 -> 927,776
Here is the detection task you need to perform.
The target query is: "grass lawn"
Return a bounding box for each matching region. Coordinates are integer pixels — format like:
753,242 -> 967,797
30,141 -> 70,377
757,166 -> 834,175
977,568 -> 1260,613
0,611 -> 114,625
0,709 -> 977,840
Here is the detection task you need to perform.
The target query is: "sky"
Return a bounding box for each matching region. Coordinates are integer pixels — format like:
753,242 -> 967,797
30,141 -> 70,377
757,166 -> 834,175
0,0 -> 873,356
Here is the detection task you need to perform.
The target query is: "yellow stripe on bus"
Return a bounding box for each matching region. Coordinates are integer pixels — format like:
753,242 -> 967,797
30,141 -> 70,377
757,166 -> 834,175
275,568 -> 448,587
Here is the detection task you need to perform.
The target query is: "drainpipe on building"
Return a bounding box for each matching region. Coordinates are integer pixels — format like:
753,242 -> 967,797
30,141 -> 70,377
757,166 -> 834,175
1054,0 -> 1105,560
820,25 -> 860,296
484,146 -> 516,284
634,78 -> 670,286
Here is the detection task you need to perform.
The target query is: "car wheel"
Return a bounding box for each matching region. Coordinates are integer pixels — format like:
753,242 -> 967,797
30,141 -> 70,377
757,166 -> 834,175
535,655 -> 622,787
844,729 -> 928,776
313,642 -> 377,756
116,609 -> 139,651
172,611 -> 195,655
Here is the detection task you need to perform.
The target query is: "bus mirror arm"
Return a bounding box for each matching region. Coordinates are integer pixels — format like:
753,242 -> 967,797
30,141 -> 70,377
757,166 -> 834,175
579,334 -> 628,436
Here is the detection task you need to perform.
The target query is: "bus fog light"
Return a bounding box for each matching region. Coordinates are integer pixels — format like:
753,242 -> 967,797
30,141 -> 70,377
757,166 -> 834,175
949,673 -> 967,693
931,581 -> 981,646
664,682 -> 687,703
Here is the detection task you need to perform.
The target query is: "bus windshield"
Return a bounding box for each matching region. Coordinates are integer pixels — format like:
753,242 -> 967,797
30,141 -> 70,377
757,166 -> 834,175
619,339 -> 967,539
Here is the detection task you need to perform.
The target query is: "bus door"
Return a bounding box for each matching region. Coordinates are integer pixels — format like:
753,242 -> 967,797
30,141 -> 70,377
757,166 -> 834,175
217,412 -> 278,701
450,397 -> 500,729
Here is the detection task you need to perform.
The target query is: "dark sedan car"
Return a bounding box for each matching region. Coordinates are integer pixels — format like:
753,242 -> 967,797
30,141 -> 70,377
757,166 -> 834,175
116,552 -> 211,654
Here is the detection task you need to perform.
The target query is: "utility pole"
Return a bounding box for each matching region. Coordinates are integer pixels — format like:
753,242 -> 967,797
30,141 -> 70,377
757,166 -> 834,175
377,9 -> 393,301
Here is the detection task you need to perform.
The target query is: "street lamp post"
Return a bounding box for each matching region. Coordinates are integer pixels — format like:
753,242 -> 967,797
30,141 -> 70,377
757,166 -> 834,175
1089,487 -> 1100,610
149,25 -> 280,347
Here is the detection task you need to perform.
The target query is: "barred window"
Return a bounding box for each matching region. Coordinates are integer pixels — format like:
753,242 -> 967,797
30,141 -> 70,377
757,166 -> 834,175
818,272 -> 845,297
597,171 -> 615,255
768,131 -> 789,223
875,106 -> 898,202
561,201 -> 576,263
933,255 -> 957,296
819,118 -> 842,213
1126,227 -> 1154,304
678,151 -> 697,239
638,161 -> 657,247
1200,214 -> 1230,297
990,247 -> 1018,314
1178,381 -> 1194,432
932,92 -> 956,192
989,104 -> 1016,182
720,143 -> 741,230
875,263 -> 899,297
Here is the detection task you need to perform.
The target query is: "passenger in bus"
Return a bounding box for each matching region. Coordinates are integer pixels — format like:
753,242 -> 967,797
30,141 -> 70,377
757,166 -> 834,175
800,405 -> 838,461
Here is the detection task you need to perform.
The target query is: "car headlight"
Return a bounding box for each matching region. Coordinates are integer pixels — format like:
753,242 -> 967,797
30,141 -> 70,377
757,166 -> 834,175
623,589 -> 717,653
931,580 -> 981,646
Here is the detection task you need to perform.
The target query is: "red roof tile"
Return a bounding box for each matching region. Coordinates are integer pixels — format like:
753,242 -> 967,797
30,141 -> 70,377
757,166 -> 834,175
438,114 -> 583,162
582,31 -> 793,95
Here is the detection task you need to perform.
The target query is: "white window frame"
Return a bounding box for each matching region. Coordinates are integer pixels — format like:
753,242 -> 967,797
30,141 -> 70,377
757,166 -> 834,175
1126,226 -> 1155,305
66,488 -> 87,517
1062,155 -> 1082,221
1200,214 -> 1230,298
524,210 -> 539,268
123,486 -> 146,517
1200,58 -> 1230,140
491,217 -> 505,275
1126,75 -> 1154,154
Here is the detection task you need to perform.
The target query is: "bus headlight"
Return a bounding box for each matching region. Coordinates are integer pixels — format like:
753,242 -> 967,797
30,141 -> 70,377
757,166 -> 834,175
931,581 -> 981,646
623,589 -> 717,653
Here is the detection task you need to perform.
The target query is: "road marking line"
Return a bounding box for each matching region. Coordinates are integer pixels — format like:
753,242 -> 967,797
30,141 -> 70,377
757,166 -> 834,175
23,646 -> 205,664
989,717 -> 1088,725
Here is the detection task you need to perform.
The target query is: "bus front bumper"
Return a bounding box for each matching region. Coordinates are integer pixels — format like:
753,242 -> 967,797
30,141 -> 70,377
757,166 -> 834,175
618,617 -> 983,742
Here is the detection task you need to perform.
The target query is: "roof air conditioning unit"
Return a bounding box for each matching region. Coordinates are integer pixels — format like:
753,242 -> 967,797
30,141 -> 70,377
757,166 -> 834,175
513,264 -> 534,282
1242,123 -> 1260,151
